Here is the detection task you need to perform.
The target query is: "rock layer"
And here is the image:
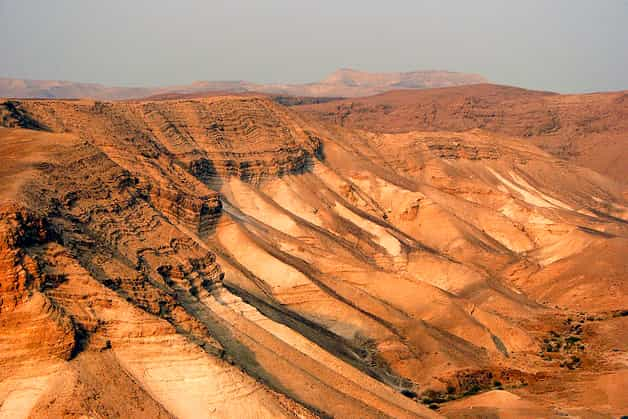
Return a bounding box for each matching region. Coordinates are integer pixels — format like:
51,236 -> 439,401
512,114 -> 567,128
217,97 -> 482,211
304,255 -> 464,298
1,94 -> 627,418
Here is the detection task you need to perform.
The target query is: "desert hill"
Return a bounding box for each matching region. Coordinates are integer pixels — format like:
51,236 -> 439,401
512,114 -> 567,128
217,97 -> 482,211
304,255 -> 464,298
296,84 -> 628,186
0,95 -> 627,418
0,69 -> 486,100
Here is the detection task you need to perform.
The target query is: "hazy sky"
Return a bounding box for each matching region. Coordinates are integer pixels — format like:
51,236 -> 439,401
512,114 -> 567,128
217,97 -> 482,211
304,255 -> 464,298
1,0 -> 627,93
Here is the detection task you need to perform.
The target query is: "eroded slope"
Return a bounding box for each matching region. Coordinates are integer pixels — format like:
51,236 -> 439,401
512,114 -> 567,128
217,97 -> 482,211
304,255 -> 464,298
1,95 -> 627,418
296,84 -> 628,186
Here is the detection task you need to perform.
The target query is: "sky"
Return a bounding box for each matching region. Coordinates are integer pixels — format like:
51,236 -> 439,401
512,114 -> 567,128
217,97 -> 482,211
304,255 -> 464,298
1,0 -> 627,93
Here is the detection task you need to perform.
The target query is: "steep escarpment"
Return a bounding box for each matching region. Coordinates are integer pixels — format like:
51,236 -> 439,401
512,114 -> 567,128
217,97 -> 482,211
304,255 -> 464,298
1,93 -> 627,417
1,96 -> 321,185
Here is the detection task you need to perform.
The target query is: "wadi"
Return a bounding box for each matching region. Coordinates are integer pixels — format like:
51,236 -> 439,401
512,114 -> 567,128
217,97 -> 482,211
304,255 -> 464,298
0,70 -> 626,418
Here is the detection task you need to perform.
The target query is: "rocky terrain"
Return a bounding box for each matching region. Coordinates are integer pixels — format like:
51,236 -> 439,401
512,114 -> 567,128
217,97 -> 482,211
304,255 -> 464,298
0,69 -> 486,100
296,84 -> 628,187
0,94 -> 627,418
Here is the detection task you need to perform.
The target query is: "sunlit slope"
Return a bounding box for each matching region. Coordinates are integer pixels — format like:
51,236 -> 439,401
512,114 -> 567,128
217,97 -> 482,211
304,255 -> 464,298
1,95 -> 626,417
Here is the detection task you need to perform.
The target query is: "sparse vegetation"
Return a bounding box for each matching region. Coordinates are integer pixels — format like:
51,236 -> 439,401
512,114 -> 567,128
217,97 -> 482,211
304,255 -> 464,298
539,314 -> 591,369
400,389 -> 417,399
417,371 -> 525,409
613,310 -> 628,318
464,384 -> 481,396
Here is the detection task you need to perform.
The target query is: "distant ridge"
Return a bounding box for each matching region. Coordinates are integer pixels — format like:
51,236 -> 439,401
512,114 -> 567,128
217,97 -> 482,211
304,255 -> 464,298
0,68 -> 487,100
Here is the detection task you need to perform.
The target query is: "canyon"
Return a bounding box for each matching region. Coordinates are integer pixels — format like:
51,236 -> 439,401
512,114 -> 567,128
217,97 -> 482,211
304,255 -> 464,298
0,90 -> 626,418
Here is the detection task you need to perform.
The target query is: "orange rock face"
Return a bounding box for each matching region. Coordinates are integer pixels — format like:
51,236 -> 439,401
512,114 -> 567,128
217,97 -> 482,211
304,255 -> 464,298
0,93 -> 626,418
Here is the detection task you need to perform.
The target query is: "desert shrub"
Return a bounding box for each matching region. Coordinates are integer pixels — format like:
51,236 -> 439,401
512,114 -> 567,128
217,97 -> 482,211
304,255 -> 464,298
400,389 -> 416,399
464,385 -> 481,396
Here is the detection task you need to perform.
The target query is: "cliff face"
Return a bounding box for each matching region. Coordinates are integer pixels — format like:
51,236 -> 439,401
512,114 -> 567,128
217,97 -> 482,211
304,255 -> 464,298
0,95 -> 627,418
1,97 -> 321,183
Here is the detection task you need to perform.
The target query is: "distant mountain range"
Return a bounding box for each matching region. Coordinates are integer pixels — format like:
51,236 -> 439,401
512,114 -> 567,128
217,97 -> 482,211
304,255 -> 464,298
0,68 -> 487,100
